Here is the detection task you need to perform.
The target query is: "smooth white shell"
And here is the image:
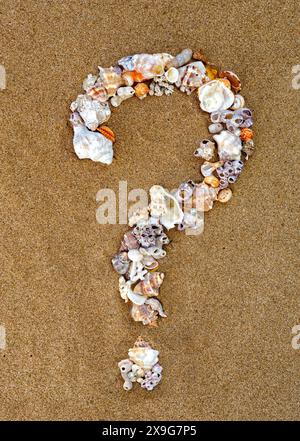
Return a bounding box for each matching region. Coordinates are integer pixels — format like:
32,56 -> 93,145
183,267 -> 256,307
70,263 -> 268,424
149,185 -> 184,230
165,67 -> 179,84
128,347 -> 159,370
127,289 -> 147,305
198,80 -> 234,113
213,130 -> 242,161
71,118 -> 113,164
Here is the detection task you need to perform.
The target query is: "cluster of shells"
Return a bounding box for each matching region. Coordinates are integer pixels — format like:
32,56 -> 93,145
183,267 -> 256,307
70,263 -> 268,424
118,337 -> 162,391
69,48 -> 254,391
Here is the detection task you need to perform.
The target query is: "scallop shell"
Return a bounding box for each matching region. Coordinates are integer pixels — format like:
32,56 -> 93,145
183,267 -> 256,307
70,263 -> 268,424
149,185 -> 184,230
198,80 -> 235,113
70,112 -> 113,164
213,130 -> 243,161
70,94 -> 111,131
128,346 -> 159,370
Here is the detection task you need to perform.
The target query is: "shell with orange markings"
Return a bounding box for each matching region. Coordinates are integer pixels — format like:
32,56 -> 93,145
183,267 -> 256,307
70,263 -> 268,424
134,272 -> 165,297
219,70 -> 241,93
240,128 -> 254,142
97,126 -> 116,143
134,83 -> 150,99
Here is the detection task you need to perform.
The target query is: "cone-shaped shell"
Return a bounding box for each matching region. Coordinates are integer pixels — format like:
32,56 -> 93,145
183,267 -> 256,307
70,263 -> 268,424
128,346 -> 159,369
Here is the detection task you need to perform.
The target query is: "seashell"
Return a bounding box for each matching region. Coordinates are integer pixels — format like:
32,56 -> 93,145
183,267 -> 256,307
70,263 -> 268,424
128,345 -> 159,370
213,130 -> 242,161
127,289 -> 147,306
165,67 -> 179,84
192,50 -> 208,63
112,252 -> 130,274
119,53 -> 172,79
98,66 -> 124,96
192,182 -> 218,212
231,94 -> 245,110
86,83 -> 108,102
69,112 -> 113,164
194,139 -> 215,161
205,64 -> 219,80
149,185 -> 184,230
82,73 -> 97,91
145,298 -> 167,318
140,246 -> 166,260
111,86 -> 135,107
198,80 -> 235,113
200,161 -> 223,177
142,255 -> 159,270
175,182 -> 194,203
208,123 -> 223,134
119,276 -> 132,302
128,249 -> 143,262
118,359 -> 133,391
242,139 -> 254,160
122,70 -> 145,86
97,126 -> 115,142
134,82 -> 149,99
121,231 -> 139,251
219,70 -> 242,93
204,175 -> 220,188
128,261 -> 147,283
70,94 -> 111,131
130,302 -> 158,326
217,188 -> 233,203
128,206 -> 149,227
166,48 -> 193,69
134,272 -> 165,297
240,128 -> 254,142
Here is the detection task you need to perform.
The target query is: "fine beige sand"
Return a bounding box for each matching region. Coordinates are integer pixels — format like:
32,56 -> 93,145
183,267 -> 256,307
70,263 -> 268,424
0,0 -> 299,420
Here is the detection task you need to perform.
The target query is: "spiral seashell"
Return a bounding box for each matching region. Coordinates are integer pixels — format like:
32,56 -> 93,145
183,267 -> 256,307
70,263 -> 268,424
122,70 -> 145,86
134,272 -> 165,297
70,112 -> 113,164
128,345 -> 159,370
149,185 -> 184,230
98,66 -> 124,96
242,139 -> 254,160
130,303 -> 158,326
86,83 -> 108,102
120,53 -> 172,79
82,73 -> 97,91
213,130 -> 242,161
145,298 -> 167,318
121,231 -> 139,251
198,80 -> 235,113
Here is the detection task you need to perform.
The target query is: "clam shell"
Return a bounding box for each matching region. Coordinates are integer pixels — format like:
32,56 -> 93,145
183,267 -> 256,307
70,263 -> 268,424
198,80 -> 234,113
165,67 -> 179,84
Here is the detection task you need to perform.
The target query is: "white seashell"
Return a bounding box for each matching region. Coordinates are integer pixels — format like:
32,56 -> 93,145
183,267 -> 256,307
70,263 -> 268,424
231,94 -> 245,110
198,80 -> 234,113
128,249 -> 143,262
70,112 -> 113,164
70,94 -> 111,131
213,130 -> 242,161
82,74 -> 97,91
119,276 -> 132,302
129,261 -> 147,283
128,346 -> 159,370
149,185 -> 184,230
128,206 -> 149,227
110,86 -> 134,107
127,289 -> 147,305
119,53 -> 172,79
208,123 -> 223,134
145,298 -> 167,318
165,67 -> 179,84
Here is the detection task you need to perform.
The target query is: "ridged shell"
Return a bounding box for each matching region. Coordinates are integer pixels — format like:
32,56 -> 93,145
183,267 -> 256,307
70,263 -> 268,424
98,66 -> 124,96
119,53 -> 172,79
70,112 -> 113,164
70,94 -> 111,131
213,130 -> 242,161
149,185 -> 184,230
128,346 -> 159,370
